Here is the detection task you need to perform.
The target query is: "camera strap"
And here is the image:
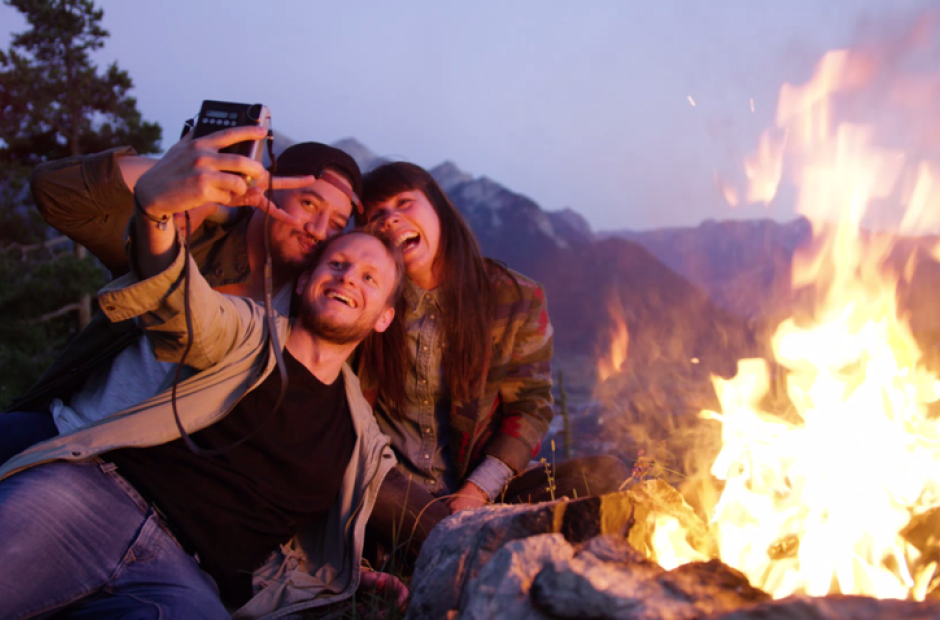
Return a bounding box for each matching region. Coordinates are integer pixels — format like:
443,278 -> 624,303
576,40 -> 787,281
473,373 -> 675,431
170,131 -> 289,457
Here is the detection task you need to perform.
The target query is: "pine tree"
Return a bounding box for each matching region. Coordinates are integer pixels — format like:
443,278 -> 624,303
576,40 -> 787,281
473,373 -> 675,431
0,0 -> 162,407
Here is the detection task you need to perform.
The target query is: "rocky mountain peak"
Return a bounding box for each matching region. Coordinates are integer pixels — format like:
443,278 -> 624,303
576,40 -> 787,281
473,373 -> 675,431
430,160 -> 473,192
267,133 -> 382,173
547,208 -> 594,244
330,137 -> 384,172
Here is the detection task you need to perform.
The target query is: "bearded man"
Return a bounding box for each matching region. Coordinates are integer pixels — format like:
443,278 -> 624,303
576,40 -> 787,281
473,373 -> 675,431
0,127 -> 407,619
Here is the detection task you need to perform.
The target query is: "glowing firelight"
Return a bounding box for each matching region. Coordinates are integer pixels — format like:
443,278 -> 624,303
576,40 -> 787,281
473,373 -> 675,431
714,171 -> 740,207
597,295 -> 630,384
649,24 -> 940,602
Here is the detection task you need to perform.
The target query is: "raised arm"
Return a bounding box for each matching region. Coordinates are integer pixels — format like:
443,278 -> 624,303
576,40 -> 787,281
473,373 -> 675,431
98,126 -> 312,367
130,126 -> 270,278
29,147 -> 159,275
132,125 -> 313,278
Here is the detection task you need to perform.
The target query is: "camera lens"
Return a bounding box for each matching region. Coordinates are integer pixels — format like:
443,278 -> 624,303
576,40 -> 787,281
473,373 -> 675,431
247,104 -> 263,121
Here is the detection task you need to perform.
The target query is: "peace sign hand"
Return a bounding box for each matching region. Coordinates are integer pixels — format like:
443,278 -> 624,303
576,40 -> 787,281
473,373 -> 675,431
135,126 -> 314,220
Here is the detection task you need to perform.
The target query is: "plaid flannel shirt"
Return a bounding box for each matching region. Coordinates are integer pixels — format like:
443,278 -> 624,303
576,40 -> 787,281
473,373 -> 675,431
363,264 -> 554,481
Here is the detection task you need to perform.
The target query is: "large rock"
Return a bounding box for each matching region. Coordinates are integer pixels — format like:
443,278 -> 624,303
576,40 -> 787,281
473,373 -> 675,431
458,535 -> 649,620
404,491 -> 637,620
530,537 -> 767,620
406,482 -> 716,619
439,532 -> 768,620
459,534 -> 574,620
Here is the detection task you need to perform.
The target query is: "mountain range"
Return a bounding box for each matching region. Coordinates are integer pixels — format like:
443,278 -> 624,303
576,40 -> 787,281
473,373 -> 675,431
318,137 -> 940,461
327,138 -> 773,454
332,139 -> 761,355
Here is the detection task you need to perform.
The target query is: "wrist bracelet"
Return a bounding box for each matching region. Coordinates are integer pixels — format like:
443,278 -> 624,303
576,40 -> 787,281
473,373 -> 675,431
133,193 -> 170,231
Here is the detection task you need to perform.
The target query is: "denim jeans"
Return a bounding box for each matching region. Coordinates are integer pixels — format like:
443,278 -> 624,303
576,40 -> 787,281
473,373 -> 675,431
0,459 -> 230,620
0,411 -> 58,465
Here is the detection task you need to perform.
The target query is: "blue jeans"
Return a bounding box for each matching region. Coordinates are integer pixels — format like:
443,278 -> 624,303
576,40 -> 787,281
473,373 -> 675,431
0,459 -> 230,620
0,411 -> 58,465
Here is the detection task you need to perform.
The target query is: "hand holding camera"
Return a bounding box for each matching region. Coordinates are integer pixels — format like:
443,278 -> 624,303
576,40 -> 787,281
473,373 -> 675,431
135,125 -> 313,225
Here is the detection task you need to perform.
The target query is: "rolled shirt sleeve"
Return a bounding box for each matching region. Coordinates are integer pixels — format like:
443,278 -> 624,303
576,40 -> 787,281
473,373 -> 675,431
97,221 -> 252,371
465,455 -> 515,501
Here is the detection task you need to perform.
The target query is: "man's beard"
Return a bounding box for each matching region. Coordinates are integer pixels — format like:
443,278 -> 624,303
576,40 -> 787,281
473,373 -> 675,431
300,303 -> 377,345
269,225 -> 312,276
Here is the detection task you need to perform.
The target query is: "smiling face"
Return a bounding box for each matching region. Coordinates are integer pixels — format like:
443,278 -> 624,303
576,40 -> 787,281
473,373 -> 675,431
296,232 -> 398,345
268,167 -> 355,270
364,189 -> 442,290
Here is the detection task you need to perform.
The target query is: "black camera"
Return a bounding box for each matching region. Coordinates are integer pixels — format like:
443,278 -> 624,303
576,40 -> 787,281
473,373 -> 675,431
188,100 -> 271,185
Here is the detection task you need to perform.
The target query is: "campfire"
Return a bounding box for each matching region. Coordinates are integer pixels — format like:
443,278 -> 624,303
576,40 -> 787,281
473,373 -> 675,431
403,15 -> 940,620
628,15 -> 940,603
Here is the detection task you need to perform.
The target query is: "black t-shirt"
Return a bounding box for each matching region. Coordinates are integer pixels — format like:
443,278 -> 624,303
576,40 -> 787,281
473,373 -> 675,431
107,349 -> 355,606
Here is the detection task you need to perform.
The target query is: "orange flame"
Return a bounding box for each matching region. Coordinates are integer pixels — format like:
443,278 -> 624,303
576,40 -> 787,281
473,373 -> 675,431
597,295 -> 629,384
651,19 -> 940,600
744,130 -> 787,205
714,171 -> 740,207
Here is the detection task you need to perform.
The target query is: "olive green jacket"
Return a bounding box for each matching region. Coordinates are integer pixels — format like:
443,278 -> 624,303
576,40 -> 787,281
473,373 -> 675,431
8,147 -> 254,415
0,239 -> 396,620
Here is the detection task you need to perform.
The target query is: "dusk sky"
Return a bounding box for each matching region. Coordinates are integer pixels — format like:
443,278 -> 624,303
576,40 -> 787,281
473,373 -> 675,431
2,1 -> 936,231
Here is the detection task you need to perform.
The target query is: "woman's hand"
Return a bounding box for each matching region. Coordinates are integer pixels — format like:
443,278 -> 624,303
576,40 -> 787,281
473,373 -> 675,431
445,481 -> 489,513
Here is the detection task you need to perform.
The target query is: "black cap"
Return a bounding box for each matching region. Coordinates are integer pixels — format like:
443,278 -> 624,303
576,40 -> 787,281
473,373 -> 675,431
272,142 -> 363,199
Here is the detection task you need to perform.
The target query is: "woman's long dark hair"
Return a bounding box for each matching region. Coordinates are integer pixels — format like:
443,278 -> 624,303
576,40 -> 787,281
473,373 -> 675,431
357,162 -> 500,416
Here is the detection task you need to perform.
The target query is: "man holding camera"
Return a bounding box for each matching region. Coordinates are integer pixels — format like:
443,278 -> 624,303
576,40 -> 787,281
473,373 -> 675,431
0,126 -> 407,618
1,125 -> 363,461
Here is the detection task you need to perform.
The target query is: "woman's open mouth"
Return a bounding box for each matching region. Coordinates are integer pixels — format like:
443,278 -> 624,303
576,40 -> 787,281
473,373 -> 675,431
397,230 -> 421,253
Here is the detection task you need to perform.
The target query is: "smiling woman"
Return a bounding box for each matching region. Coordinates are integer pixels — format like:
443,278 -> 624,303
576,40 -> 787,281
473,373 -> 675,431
355,161 -> 630,564
365,189 -> 442,291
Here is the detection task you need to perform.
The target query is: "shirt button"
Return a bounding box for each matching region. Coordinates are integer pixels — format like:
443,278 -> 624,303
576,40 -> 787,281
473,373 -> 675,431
427,479 -> 434,484
214,267 -> 224,277
236,263 -> 248,274
429,314 -> 435,320
422,346 -> 429,351
424,400 -> 430,404
424,454 -> 430,459
420,379 -> 427,384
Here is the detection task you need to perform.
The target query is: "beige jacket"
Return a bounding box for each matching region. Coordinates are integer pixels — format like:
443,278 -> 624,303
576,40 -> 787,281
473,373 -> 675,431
0,241 -> 396,620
